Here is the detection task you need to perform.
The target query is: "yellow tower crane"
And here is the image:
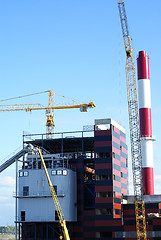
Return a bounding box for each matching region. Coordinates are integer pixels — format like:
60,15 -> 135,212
0,90 -> 96,138
118,0 -> 147,239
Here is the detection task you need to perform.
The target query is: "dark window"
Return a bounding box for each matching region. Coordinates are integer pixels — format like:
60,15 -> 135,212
114,197 -> 121,204
45,160 -> 52,168
96,152 -> 110,158
100,232 -> 112,238
84,184 -> 95,208
21,211 -> 25,221
96,174 -> 111,181
114,209 -> 121,215
96,191 -> 112,198
126,158 -> 128,167
23,186 -> 29,196
38,161 -> 41,169
97,208 -> 112,215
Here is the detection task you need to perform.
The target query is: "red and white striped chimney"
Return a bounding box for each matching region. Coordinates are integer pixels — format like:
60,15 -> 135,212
137,50 -> 154,195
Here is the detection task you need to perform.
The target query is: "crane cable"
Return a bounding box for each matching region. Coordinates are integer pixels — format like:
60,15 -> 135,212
0,90 -> 80,105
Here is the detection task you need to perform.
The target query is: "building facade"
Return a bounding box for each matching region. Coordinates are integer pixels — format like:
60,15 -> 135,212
17,118 -> 161,239
17,118 -> 129,239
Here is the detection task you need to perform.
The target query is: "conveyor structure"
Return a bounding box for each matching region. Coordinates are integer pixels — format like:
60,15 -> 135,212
0,146 -> 31,173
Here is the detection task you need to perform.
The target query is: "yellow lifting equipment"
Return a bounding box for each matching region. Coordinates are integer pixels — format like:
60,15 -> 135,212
118,0 -> 147,239
37,148 -> 70,240
0,90 -> 96,138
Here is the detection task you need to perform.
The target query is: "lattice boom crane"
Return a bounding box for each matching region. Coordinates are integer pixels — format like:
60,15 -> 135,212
0,90 -> 96,138
37,148 -> 70,240
118,0 -> 147,239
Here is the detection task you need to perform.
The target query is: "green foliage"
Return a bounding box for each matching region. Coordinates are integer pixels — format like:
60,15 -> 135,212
0,226 -> 15,234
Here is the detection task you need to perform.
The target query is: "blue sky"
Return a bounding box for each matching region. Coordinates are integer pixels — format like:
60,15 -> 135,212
0,0 -> 161,225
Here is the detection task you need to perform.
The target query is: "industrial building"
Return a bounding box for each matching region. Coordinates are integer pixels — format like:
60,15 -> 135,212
14,117 -> 161,240
15,118 -> 128,239
0,1 -> 160,239
0,32 -> 160,240
0,115 -> 160,239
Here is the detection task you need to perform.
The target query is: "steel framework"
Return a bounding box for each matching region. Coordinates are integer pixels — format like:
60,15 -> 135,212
0,90 -> 96,138
118,0 -> 147,239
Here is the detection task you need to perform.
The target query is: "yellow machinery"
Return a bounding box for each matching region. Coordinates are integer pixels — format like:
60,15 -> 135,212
118,0 -> 147,239
0,90 -> 95,237
37,148 -> 70,240
0,90 -> 96,137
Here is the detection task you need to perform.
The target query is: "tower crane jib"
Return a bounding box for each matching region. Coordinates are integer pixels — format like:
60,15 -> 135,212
0,90 -> 96,138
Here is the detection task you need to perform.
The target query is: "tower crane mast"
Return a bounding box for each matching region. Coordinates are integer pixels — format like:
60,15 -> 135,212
118,0 -> 147,239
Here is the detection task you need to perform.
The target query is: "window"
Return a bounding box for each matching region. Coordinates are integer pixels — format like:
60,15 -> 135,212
97,208 -> 112,215
126,158 -> 128,167
45,160 -> 52,168
38,161 -> 41,169
51,170 -> 67,176
19,172 -> 23,177
121,172 -> 123,178
96,152 -> 110,158
96,192 -> 112,198
51,170 -> 56,175
57,170 -> 62,175
113,209 -> 121,215
24,171 -> 29,177
21,211 -> 25,221
100,232 -> 112,238
120,145 -> 122,151
63,170 -> 67,175
96,174 -> 111,181
113,174 -> 115,180
23,186 -> 29,196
